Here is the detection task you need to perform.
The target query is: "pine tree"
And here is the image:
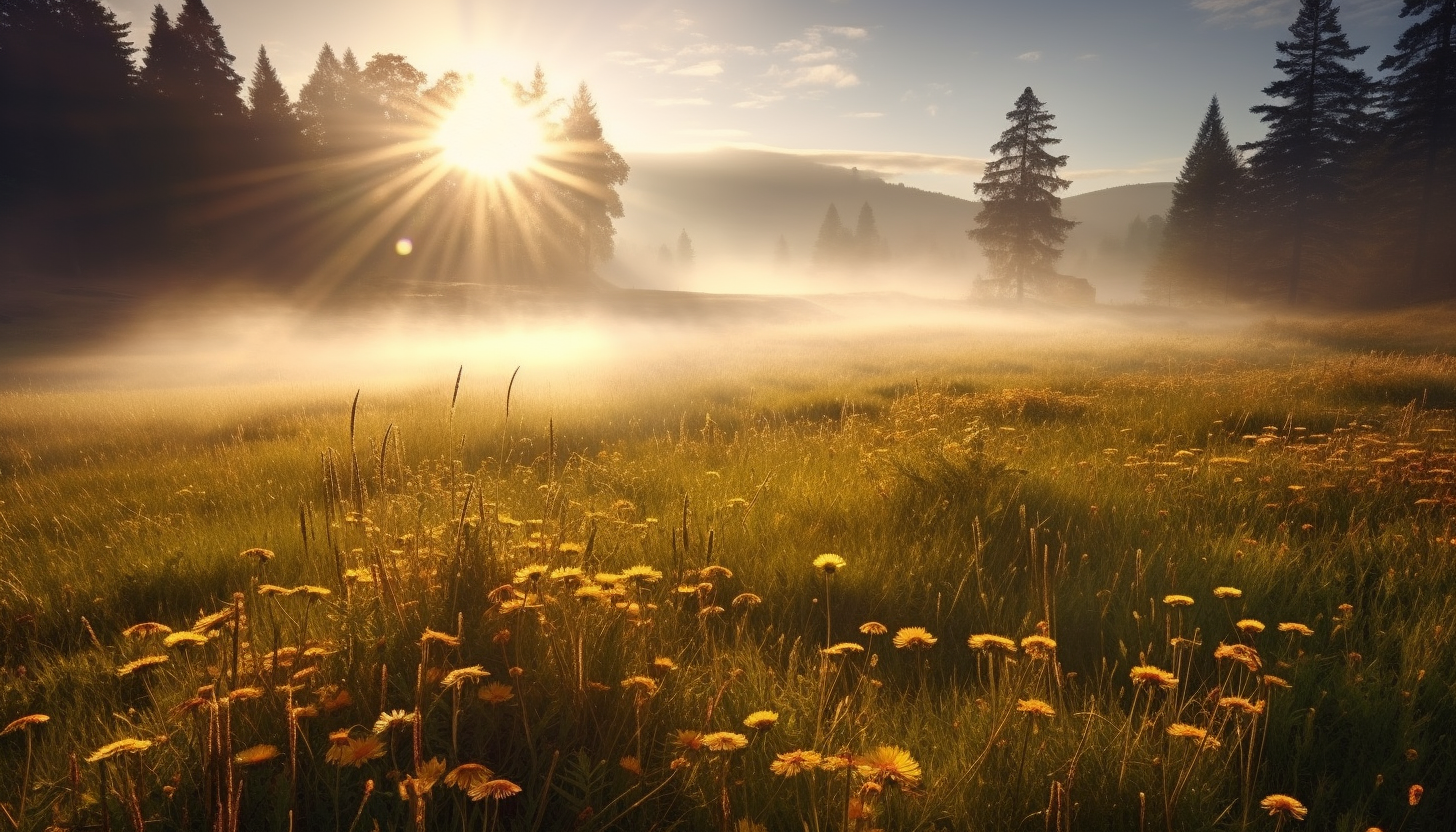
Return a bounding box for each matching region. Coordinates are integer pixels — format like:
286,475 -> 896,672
246,45 -> 298,161
1147,97 -> 1246,304
296,44 -> 344,149
172,0 -> 242,118
813,204 -> 848,266
968,87 -> 1075,300
855,202 -> 887,261
775,235 -> 791,266
1379,0 -> 1456,293
559,82 -> 630,273
138,4 -> 184,98
1241,0 -> 1376,304
676,230 -> 695,267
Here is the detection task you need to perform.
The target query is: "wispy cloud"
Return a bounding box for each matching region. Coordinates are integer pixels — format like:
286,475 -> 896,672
670,60 -> 724,77
1065,159 -> 1181,180
1017,51 -> 1042,62
732,93 -> 786,109
1191,0 -> 1398,27
730,144 -> 986,177
781,64 -> 860,88
646,97 -> 712,107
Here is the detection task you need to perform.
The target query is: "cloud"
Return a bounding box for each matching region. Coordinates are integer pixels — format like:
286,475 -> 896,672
1078,53 -> 1099,61
732,93 -> 786,109
820,26 -> 868,40
845,112 -> 883,119
646,97 -> 712,106
1064,159 -> 1181,180
926,104 -> 939,116
670,60 -> 724,77
1191,0 -> 1398,27
793,48 -> 846,63
783,64 -> 860,88
729,144 -> 987,176
1017,51 -> 1042,62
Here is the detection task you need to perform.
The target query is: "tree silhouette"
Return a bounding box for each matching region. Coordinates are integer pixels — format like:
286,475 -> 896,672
245,46 -> 298,162
969,87 -> 1075,301
297,44 -> 345,150
1242,0 -> 1376,304
560,83 -> 630,275
1148,97 -> 1246,304
172,0 -> 243,118
855,202 -> 887,261
676,230 -> 695,267
813,204 -> 848,266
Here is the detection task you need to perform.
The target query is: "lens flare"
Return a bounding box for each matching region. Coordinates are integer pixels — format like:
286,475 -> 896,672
434,85 -> 546,179
395,238 -> 413,256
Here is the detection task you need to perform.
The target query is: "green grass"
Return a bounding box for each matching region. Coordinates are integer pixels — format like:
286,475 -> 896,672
0,316 -> 1452,831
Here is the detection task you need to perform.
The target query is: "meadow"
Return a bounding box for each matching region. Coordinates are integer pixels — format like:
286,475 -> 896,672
0,307 -> 1452,832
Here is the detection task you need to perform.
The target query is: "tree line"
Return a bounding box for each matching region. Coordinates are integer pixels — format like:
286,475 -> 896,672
0,0 -> 629,292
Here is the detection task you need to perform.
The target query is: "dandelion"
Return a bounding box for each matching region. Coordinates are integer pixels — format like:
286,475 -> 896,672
1259,794 -> 1308,821
1278,622 -> 1315,637
822,642 -> 865,656
619,756 -> 642,776
860,621 -> 887,635
1017,699 -> 1056,718
621,565 -> 663,583
478,683 -> 514,704
812,554 -> 846,574
228,686 -> 264,702
650,656 -> 678,675
326,735 -> 385,767
701,565 -> 733,579
163,631 -> 209,649
291,705 -> 318,720
86,738 -> 152,763
468,779 -> 522,801
1237,619 -> 1266,634
1163,594 -> 1195,607
444,763 -> 493,792
1218,696 -> 1266,715
193,608 -> 237,634
1214,642 -> 1262,672
240,547 -> 275,562
698,605 -> 725,618
574,585 -> 610,602
122,622 -> 172,639
770,750 -> 822,777
893,627 -> 937,650
1,714 -> 47,736
594,573 -> 624,586
234,744 -> 279,766
819,752 -> 854,772
1213,586 -> 1243,599
421,629 -> 462,647
1263,674 -> 1292,689
513,564 -> 549,583
743,710 -> 778,730
549,566 -> 585,582
319,687 -> 353,712
373,710 -> 415,734
675,730 -> 705,751
1166,723 -> 1219,748
295,585 -> 332,599
441,666 -> 489,688
732,593 -> 762,608
856,746 -> 922,788
968,634 -> 1018,653
1130,665 -> 1179,690
1409,784 -> 1423,806
415,757 -> 447,791
1020,635 -> 1058,659
257,584 -> 293,597
702,732 -> 749,751
621,675 -> 659,696
116,655 -> 169,677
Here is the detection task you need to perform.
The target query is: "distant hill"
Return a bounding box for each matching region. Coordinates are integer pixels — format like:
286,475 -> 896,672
609,148 -> 1171,302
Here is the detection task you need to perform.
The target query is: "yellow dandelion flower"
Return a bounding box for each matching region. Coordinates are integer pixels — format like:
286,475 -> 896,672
550,566 -> 585,582
1020,635 -> 1058,658
1163,594 -> 1195,607
650,656 -> 678,675
698,605 -> 725,617
1166,723 -> 1220,748
702,732 -> 749,752
415,757 -> 447,792
122,622 -> 172,639
859,621 -> 888,635
468,779 -> 522,801
812,554 -> 846,574
1263,674 -> 1292,689
1218,696 -> 1266,715
1259,794 -> 1307,821
701,565 -> 734,579
1213,586 -> 1243,599
968,634 -> 1018,653
239,547 -> 275,562
822,642 -> 866,656
674,730 -> 704,751
478,683 -> 515,704
893,627 -> 937,650
326,735 -> 385,767
117,655 -> 170,677
440,666 -> 490,688
234,744 -> 279,766
818,752 -> 854,772
574,585 -> 610,602
1278,622 -> 1315,637
594,573 -> 624,585
619,756 -> 642,776
621,675 -> 659,696
513,564 -> 550,583
732,593 -> 762,607
294,585 -> 332,600
291,705 -> 318,720
743,710 -> 779,730
163,631 -> 209,649
1016,699 -> 1056,718
319,687 -> 354,712
1237,619 -> 1266,634
855,745 -> 922,788
1129,665 -> 1179,690
445,763 -> 493,792
770,750 -> 822,777
87,738 -> 152,763
621,565 -> 663,583
1214,643 -> 1262,672
373,710 -> 415,734
1,714 -> 48,736
257,584 -> 293,597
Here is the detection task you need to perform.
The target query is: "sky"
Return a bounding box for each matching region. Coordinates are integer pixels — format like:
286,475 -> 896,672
104,0 -> 1413,197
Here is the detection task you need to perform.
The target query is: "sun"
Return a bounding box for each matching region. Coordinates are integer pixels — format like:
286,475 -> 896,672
434,84 -> 546,180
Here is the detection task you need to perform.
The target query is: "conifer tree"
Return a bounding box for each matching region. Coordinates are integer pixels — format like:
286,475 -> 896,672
296,44 -> 344,149
1241,0 -> 1376,304
1379,0 -> 1456,292
968,87 -> 1075,300
854,202 -> 887,261
172,0 -> 242,118
246,45 -> 298,160
775,235 -> 791,266
559,82 -> 630,272
813,204 -> 848,266
139,5 -> 185,99
676,230 -> 695,267
1147,97 -> 1246,303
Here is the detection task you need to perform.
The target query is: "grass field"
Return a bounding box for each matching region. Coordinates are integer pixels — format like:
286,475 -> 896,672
1,306 -> 1452,831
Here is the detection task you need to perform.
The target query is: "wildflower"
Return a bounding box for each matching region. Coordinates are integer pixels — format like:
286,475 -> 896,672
228,686 -> 264,702
1213,586 -> 1243,599
122,622 -> 172,639
240,547 -> 275,562
698,605 -> 725,618
822,642 -> 865,656
594,573 -> 624,585
1020,635 -> 1058,659
445,763 -> 493,792
513,564 -> 549,583
619,756 -> 642,776
234,745 -> 279,766
164,632 -> 209,649
701,565 -> 734,579
1278,622 -> 1315,637
1409,784 -> 1423,806
318,687 -> 353,712
1259,794 -> 1308,821
1237,619 -> 1266,634
1263,674 -> 1292,689
441,666 -> 490,688
257,584 -> 293,597
117,655 -> 169,677
291,705 -> 318,720
968,634 -> 1018,653
421,629 -> 462,648
743,710 -> 779,730
294,585 -> 332,599
812,554 -> 846,574
549,566 -> 585,582
574,585 -> 610,602
1166,723 -> 1219,748
621,565 -> 663,583
373,710 -> 415,734
770,750 -> 822,777
1163,594 -> 1195,607
478,683 -> 515,704
669,756 -> 692,770
856,745 -> 922,788
1,714 -> 48,736
415,757 -> 447,792
342,568 -> 373,584
819,752 -> 854,772
468,778 -> 523,802
1130,666 -> 1179,690
621,675 -> 659,696
326,735 -> 385,767
650,656 -> 678,675
860,621 -> 887,636
732,593 -> 762,608
87,738 -> 152,763
702,732 -> 749,752
1017,699 -> 1056,718
893,627 -> 937,650
1218,696 -> 1266,715
674,730 -> 704,751
1214,643 -> 1262,672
